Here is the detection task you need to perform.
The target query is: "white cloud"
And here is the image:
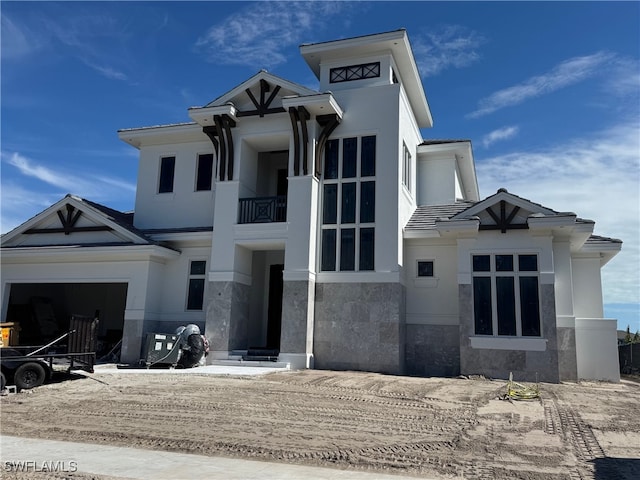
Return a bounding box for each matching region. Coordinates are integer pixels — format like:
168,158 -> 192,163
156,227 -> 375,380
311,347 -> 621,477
195,1 -> 346,68
475,120 -> 640,305
467,51 -> 617,118
482,126 -> 519,148
0,15 -> 42,59
3,7 -> 133,82
82,60 -> 128,81
412,25 -> 485,77
0,183 -> 61,234
2,151 -> 136,211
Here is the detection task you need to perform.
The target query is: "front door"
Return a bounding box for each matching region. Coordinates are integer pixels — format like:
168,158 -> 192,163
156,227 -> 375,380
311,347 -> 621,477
266,264 -> 284,350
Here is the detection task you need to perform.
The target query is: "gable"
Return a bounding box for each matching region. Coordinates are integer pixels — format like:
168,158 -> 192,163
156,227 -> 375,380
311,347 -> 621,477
204,71 -> 318,117
451,188 -> 559,233
1,196 -> 150,248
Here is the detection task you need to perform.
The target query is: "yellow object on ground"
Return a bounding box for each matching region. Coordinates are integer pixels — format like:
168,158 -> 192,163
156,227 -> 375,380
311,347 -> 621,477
506,371 -> 540,400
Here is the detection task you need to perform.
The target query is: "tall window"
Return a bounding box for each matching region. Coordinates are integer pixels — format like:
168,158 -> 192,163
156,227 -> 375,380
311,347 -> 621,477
321,136 -> 376,271
158,156 -> 175,193
402,142 -> 411,191
186,260 -> 206,310
472,254 -> 541,337
196,153 -> 214,191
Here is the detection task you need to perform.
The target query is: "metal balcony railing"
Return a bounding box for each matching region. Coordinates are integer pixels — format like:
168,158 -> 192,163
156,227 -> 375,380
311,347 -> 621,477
238,196 -> 287,224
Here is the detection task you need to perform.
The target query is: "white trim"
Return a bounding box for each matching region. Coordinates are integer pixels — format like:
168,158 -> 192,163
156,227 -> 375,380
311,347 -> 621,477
283,270 -> 316,282
469,336 -> 547,351
316,271 -> 400,283
208,271 -> 252,286
556,315 -> 576,328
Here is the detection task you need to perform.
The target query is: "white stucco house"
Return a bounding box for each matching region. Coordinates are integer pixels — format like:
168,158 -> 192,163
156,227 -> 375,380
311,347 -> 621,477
1,30 -> 622,382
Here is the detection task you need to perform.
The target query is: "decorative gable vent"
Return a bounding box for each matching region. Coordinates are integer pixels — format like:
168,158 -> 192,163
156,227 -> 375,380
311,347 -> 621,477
330,62 -> 380,83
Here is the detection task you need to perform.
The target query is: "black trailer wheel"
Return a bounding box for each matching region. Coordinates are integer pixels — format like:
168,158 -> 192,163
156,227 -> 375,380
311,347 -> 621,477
1,371 -> 6,390
14,362 -> 46,390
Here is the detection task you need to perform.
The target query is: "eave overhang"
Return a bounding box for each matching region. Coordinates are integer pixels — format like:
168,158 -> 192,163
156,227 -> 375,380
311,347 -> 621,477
281,93 -> 343,119
118,122 -> 207,148
188,104 -> 238,127
434,217 -> 480,237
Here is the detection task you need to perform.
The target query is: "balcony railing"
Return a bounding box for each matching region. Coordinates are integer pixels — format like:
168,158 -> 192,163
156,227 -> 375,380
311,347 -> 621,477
238,196 -> 287,224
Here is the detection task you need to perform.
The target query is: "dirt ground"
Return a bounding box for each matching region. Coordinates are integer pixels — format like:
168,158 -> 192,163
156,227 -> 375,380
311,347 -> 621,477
1,369 -> 639,480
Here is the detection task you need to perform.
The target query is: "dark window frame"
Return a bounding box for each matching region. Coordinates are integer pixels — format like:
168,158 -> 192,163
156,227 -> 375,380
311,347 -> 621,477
158,156 -> 176,194
472,253 -> 541,337
320,135 -> 376,272
195,153 -> 214,191
186,260 -> 206,311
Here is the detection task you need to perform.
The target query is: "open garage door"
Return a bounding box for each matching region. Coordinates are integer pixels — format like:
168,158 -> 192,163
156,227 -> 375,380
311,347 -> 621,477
5,283 -> 127,357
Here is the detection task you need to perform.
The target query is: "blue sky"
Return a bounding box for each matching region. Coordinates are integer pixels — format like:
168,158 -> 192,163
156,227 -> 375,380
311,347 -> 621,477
2,1 -> 639,331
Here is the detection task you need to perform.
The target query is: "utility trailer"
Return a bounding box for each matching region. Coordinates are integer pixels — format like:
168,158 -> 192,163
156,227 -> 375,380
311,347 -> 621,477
1,314 -> 98,391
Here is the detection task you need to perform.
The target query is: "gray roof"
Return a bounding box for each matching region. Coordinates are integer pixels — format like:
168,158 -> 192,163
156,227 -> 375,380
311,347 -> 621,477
585,234 -> 623,245
405,202 -> 476,230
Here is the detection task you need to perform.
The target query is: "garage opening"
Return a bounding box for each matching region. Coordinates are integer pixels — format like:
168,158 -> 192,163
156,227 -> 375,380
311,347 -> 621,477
4,283 -> 127,358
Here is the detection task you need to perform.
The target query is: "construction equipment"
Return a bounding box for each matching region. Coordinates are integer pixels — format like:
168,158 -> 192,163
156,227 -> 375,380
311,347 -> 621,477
141,324 -> 208,368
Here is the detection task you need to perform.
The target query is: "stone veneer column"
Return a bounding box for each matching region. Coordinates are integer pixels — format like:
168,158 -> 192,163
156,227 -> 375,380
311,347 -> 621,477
279,279 -> 315,368
313,282 -> 405,375
205,280 -> 250,359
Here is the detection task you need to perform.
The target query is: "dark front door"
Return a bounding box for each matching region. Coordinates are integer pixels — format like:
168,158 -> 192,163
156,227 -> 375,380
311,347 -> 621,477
266,264 -> 284,350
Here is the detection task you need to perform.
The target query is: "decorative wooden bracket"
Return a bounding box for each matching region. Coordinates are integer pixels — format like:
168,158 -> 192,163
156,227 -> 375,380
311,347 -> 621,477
315,114 -> 341,178
237,79 -> 285,117
480,201 -> 527,233
25,204 -> 112,235
288,106 -> 310,176
210,114 -> 236,181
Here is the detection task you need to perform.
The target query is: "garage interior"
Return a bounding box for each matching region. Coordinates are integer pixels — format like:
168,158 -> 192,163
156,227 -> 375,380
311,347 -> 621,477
4,283 -> 127,358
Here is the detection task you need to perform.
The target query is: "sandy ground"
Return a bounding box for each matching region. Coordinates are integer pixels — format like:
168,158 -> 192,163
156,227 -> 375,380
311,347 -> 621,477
1,369 -> 639,480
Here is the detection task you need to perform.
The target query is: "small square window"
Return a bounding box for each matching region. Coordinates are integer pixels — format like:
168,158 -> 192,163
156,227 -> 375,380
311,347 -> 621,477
190,260 -> 206,275
417,261 -> 434,277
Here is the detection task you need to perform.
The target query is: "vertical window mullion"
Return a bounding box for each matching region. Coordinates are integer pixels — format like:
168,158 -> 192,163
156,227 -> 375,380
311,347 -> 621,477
515,272 -> 522,336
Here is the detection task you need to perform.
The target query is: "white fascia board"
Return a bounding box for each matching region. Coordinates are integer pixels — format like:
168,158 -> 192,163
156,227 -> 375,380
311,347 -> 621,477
281,93 -> 344,119
117,123 -> 205,148
403,229 -> 441,239
577,241 -> 622,266
188,104 -> 238,127
146,230 -> 212,247
0,244 -> 180,264
527,213 -> 578,230
434,218 -> 480,235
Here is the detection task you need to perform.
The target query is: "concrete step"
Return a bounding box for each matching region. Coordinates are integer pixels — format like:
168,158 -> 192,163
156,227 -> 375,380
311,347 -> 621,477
210,359 -> 290,369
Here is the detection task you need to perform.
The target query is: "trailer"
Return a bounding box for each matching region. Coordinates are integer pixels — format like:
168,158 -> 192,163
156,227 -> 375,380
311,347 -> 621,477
1,314 -> 98,391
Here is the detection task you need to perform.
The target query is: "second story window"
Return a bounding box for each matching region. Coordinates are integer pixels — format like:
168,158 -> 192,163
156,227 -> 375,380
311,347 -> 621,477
158,156 -> 175,193
321,136 -> 376,272
196,153 -> 214,191
402,142 -> 411,191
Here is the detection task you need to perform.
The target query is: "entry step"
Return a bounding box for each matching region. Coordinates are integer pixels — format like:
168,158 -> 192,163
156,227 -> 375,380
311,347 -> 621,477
210,359 -> 291,369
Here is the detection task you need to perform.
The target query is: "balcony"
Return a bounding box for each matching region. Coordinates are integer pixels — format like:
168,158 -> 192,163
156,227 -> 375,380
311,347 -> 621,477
238,196 -> 287,224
